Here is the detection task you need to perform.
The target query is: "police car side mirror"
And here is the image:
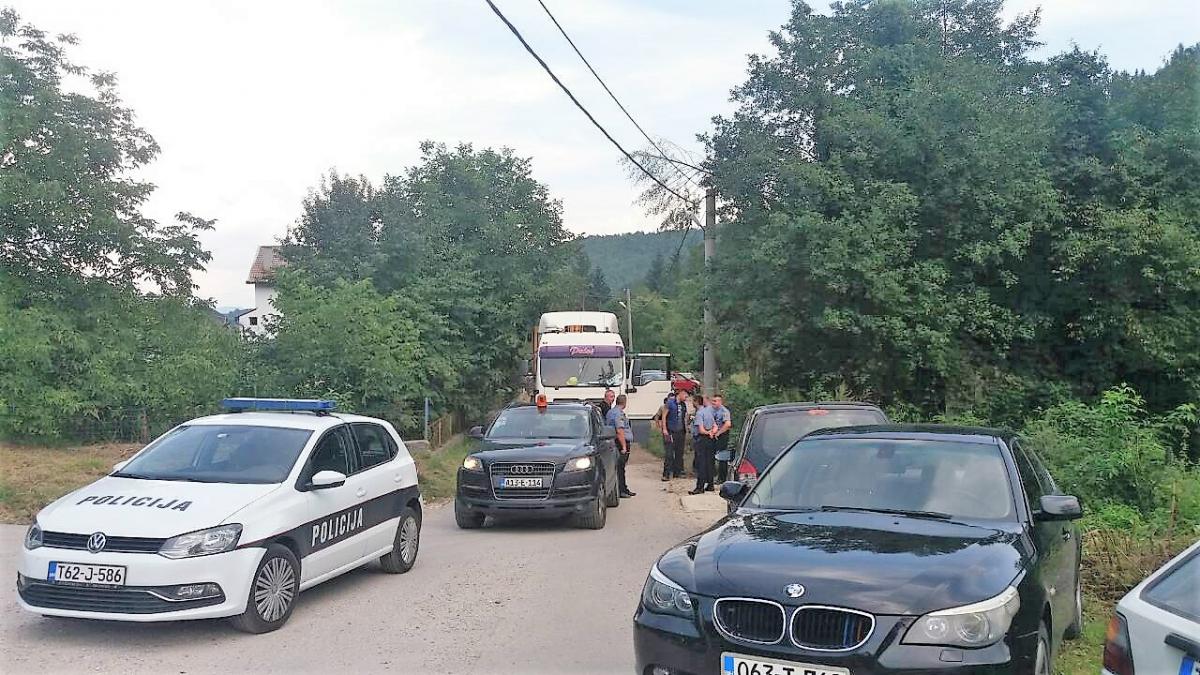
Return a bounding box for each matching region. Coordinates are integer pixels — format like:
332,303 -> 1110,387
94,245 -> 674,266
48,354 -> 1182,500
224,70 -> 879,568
599,426 -> 616,440
112,460 -> 129,472
309,470 -> 347,490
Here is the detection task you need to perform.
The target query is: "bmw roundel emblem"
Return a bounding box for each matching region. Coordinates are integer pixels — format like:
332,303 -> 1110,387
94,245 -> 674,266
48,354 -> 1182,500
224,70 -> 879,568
86,532 -> 107,553
785,583 -> 806,598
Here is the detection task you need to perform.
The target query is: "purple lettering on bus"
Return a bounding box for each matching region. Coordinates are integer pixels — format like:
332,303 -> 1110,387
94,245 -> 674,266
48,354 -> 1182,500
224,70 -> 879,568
539,345 -> 624,358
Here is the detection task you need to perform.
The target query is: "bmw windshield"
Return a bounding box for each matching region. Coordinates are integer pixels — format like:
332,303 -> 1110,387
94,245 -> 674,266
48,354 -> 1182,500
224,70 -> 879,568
114,425 -> 313,484
487,408 -> 591,440
745,438 -> 1016,521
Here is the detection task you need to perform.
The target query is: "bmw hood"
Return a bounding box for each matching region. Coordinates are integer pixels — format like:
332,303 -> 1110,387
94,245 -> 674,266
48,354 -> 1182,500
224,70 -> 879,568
475,440 -> 589,462
657,510 -> 1024,616
35,476 -> 280,538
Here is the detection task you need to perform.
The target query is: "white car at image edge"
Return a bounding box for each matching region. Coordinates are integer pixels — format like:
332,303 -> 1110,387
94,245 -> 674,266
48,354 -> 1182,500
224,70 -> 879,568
1102,537 -> 1200,675
16,399 -> 422,633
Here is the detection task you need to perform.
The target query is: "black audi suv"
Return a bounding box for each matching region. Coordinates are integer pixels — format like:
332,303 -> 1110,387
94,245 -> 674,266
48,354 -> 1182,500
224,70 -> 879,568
455,402 -> 619,529
634,425 -> 1083,675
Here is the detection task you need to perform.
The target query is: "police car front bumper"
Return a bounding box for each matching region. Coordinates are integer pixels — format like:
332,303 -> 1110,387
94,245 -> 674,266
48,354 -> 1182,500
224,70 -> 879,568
17,545 -> 265,621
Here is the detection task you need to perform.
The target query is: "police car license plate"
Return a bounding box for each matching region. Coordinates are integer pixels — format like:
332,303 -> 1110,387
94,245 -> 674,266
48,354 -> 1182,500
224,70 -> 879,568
48,561 -> 127,586
721,653 -> 849,675
502,477 -> 543,488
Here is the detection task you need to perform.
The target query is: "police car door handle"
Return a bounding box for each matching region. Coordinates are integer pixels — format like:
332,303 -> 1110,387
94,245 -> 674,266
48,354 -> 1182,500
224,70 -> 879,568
355,487 -> 366,498
393,473 -> 402,483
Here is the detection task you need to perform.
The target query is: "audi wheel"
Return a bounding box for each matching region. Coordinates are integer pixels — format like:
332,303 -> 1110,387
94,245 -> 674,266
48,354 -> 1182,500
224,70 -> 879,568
231,544 -> 299,634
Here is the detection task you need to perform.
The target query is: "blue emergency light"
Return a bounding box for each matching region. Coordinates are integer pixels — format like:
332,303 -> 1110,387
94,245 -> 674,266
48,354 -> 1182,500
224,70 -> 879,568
220,398 -> 337,413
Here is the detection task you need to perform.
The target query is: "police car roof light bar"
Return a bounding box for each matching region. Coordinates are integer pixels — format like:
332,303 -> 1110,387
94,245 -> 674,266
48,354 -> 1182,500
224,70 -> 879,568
221,398 -> 337,414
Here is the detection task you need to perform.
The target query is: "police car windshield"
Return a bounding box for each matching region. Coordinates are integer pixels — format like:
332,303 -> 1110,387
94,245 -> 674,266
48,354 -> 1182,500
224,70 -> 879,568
488,408 -> 590,440
115,425 -> 313,484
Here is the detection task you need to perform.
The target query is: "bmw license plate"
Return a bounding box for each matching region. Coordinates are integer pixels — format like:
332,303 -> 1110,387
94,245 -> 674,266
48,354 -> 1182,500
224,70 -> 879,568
502,477 -> 543,488
1183,657 -> 1199,675
722,653 -> 849,675
48,561 -> 127,586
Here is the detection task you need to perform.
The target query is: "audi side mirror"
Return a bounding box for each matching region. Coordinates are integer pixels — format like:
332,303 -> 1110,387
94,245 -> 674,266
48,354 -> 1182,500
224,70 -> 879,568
1035,494 -> 1082,521
719,480 -> 749,502
467,425 -> 484,439
309,470 -> 347,490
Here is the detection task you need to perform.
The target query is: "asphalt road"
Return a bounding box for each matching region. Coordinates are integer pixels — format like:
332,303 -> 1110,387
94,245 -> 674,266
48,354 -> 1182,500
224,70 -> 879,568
0,449 -> 713,674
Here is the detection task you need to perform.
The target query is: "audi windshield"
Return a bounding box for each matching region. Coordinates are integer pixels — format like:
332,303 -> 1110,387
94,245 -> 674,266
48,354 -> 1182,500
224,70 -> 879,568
114,425 -> 313,484
487,408 -> 591,440
746,438 -> 1016,521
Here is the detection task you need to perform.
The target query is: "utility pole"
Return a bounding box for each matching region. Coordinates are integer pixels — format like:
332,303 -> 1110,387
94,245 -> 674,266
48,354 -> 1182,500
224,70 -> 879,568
702,188 -> 717,395
625,287 -> 634,353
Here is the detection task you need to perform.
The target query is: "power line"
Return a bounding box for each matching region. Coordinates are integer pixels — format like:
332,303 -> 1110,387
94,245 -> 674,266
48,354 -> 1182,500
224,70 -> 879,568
536,0 -> 700,190
483,0 -> 695,207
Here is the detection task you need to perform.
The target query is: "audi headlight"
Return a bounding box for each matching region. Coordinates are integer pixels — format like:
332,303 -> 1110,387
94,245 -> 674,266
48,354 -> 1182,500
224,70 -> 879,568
158,524 -> 242,559
462,456 -> 483,471
564,456 -> 594,472
903,586 -> 1020,648
641,564 -> 694,617
24,523 -> 43,550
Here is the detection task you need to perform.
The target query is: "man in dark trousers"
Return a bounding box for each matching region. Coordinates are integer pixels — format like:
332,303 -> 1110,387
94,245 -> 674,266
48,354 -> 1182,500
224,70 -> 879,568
712,394 -> 733,482
690,399 -> 717,494
660,389 -> 688,481
605,394 -> 637,498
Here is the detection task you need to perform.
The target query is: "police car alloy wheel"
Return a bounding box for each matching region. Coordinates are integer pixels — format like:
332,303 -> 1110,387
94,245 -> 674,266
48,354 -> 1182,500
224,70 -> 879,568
231,544 -> 299,634
379,506 -> 420,574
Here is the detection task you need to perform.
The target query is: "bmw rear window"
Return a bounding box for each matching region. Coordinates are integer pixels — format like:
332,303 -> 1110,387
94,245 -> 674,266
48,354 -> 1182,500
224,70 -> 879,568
1142,547 -> 1200,623
744,408 -> 888,471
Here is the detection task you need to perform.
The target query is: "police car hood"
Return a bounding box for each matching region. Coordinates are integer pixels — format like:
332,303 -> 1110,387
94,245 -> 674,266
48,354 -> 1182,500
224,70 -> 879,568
38,476 -> 279,537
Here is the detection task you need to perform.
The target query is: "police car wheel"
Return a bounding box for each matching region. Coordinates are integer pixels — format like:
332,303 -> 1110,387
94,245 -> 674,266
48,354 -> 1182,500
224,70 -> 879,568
380,507 -> 420,574
230,544 -> 299,634
573,493 -> 607,530
454,499 -> 485,529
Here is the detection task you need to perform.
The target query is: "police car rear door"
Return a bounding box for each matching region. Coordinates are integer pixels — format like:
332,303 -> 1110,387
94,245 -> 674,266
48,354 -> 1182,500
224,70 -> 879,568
298,425 -> 371,581
349,422 -> 404,555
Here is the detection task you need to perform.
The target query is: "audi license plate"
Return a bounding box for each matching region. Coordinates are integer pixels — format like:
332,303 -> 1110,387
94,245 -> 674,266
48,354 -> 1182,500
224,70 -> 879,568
48,561 -> 127,586
502,477 -> 543,488
721,653 -> 849,675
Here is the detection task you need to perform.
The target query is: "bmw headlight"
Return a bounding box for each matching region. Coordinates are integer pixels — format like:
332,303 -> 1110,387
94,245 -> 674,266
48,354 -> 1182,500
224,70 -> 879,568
641,564 -> 694,617
24,523 -> 43,550
462,456 -> 483,471
903,586 -> 1020,648
564,456 -> 594,472
158,524 -> 242,559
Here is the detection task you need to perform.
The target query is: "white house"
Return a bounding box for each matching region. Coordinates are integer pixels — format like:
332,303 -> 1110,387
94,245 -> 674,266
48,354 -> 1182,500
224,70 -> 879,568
238,245 -> 284,335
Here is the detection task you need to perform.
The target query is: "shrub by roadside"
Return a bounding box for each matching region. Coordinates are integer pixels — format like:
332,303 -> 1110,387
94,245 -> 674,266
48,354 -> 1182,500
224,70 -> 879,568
410,436 -> 477,501
0,443 -> 140,523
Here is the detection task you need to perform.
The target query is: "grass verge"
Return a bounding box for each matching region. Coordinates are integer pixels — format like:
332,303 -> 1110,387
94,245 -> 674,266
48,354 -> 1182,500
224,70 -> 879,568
0,442 -> 141,523
411,435 -> 477,501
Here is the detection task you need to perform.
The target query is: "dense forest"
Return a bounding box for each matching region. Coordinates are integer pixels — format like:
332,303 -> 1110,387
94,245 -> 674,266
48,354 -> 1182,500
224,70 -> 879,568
579,229 -> 700,294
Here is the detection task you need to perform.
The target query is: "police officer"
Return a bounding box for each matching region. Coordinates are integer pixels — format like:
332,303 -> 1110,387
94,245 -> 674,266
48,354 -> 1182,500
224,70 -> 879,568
712,394 -> 733,482
597,388 -> 615,420
690,399 -> 717,494
660,389 -> 688,481
605,394 -> 637,498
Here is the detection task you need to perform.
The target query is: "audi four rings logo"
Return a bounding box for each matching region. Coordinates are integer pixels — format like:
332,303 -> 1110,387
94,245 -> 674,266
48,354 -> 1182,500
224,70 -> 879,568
785,583 -> 806,598
87,532 -> 107,553
509,465 -> 536,475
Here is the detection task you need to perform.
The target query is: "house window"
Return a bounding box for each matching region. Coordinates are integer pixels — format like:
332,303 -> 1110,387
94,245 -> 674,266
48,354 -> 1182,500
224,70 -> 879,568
249,316 -> 258,326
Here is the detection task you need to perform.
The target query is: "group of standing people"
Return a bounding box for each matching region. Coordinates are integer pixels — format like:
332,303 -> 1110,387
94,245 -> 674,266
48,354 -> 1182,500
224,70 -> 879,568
658,390 -> 731,495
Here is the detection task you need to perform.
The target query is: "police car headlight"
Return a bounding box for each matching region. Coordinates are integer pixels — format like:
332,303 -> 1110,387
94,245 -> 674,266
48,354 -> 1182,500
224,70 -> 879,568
903,586 -> 1020,647
641,564 -> 693,617
564,456 -> 593,472
159,524 -> 243,559
462,456 -> 483,471
24,523 -> 43,550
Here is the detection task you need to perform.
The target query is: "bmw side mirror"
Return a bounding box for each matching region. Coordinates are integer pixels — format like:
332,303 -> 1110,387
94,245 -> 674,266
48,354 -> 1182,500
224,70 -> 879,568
309,470 -> 347,490
599,426 -> 616,440
467,425 -> 484,439
1035,494 -> 1082,521
719,481 -> 749,502
112,460 -> 129,472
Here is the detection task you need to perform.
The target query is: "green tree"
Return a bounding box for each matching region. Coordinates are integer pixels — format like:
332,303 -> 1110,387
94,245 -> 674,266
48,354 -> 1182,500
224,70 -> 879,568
587,266 -> 612,309
0,9 -> 211,296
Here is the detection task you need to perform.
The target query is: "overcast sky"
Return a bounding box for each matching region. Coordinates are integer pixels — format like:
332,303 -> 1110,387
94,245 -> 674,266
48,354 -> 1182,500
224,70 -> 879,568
9,0 -> 1197,308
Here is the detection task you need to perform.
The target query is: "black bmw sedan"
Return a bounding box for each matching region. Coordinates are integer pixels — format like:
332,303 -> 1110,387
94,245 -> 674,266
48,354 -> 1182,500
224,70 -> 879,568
634,425 -> 1083,675
455,402 -> 619,529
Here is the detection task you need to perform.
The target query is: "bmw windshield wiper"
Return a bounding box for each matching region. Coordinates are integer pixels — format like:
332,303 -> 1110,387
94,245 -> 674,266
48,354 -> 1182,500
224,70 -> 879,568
819,505 -> 954,520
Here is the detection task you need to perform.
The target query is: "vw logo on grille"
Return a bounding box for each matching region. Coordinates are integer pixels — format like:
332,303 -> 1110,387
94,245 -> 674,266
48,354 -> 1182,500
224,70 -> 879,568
86,532 -> 107,553
509,465 -> 536,475
785,583 -> 806,598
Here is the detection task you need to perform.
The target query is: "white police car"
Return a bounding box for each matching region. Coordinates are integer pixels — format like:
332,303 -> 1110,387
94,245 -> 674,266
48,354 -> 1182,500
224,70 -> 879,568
17,399 -> 421,633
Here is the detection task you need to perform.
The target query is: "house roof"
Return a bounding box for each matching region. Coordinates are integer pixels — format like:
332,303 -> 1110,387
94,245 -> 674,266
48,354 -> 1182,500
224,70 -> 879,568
246,245 -> 285,284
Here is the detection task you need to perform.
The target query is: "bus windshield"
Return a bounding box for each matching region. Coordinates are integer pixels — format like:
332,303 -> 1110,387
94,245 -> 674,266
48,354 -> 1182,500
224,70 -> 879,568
540,357 -> 623,387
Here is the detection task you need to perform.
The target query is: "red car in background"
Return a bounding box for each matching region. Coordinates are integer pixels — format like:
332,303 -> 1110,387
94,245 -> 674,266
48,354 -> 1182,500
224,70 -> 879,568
670,372 -> 700,393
